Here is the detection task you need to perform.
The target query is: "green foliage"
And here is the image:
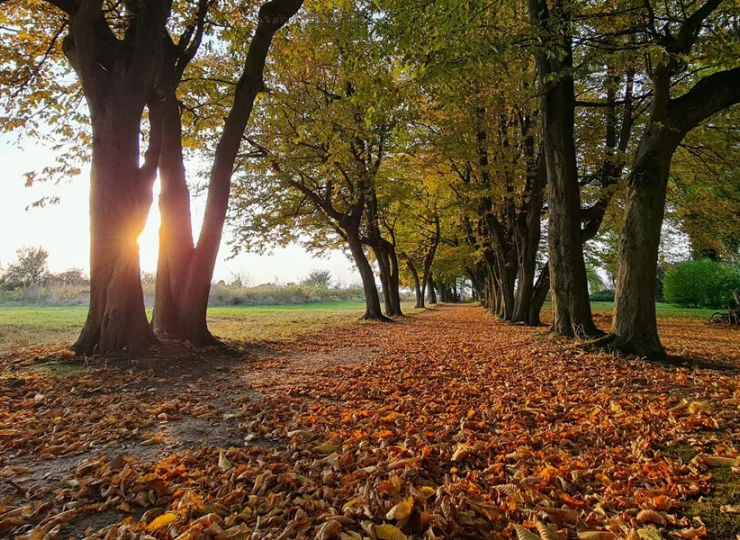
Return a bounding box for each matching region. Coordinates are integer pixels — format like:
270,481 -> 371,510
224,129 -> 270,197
589,289 -> 615,302
586,266 -> 606,294
663,259 -> 740,309
300,270 -> 332,289
0,247 -> 50,290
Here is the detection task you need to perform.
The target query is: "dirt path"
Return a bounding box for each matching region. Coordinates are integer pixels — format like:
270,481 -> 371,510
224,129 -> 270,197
1,305 -> 738,539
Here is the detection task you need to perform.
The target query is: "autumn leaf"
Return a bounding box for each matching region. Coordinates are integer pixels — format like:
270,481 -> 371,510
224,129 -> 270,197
375,524 -> 407,540
386,496 -> 414,521
146,512 -> 177,531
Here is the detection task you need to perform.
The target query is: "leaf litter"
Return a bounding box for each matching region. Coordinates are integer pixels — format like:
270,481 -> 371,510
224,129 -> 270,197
0,304 -> 738,539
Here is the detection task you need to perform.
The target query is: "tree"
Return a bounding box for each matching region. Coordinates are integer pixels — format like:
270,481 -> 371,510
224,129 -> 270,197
0,247 -> 50,290
606,0 -> 740,357
301,270 -> 332,289
231,2 -> 407,321
527,0 -> 601,338
150,0 -> 303,344
2,0 -> 303,351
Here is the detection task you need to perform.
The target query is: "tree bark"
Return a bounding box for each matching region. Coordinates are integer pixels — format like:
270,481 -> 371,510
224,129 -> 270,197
74,109 -> 157,354
610,128 -> 676,357
428,274 -> 437,304
154,0 -> 304,345
529,0 -> 599,338
151,94 -> 196,337
61,0 -> 168,354
608,54 -> 740,357
387,247 -> 403,316
375,246 -> 394,317
513,141 -> 546,323
349,230 -> 387,320
405,256 -> 424,308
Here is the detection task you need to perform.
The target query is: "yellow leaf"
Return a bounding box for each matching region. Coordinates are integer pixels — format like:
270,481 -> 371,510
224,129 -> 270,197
375,524 -> 407,540
536,521 -> 564,540
147,512 -> 177,531
515,524 -> 541,540
218,452 -> 233,470
451,443 -> 473,462
702,455 -> 739,467
636,528 -> 663,540
314,440 -> 341,454
386,496 -> 414,521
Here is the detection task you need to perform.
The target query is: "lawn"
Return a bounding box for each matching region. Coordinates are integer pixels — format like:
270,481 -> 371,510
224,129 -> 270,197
590,301 -> 720,320
0,301 -> 372,352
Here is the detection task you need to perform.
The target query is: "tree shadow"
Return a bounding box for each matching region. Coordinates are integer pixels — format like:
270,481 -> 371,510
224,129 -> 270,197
654,354 -> 740,373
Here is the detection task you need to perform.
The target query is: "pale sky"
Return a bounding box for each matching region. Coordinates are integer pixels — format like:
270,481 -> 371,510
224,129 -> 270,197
0,135 -> 361,286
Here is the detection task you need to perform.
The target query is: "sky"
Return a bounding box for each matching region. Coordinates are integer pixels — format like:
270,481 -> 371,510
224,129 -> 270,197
0,135 -> 361,286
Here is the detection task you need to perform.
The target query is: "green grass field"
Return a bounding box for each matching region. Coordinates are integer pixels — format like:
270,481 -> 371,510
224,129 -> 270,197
0,302 -> 371,352
590,301 -> 719,320
0,301 -> 718,352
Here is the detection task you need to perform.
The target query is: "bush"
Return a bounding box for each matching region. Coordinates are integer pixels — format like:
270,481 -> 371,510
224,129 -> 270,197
589,289 -> 615,302
663,259 -> 740,309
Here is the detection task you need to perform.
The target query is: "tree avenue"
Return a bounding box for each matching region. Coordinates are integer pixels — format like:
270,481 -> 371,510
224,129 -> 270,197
2,0 -> 739,358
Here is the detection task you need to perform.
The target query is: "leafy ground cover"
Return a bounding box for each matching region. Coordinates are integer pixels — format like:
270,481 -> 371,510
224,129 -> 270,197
0,304 -> 738,539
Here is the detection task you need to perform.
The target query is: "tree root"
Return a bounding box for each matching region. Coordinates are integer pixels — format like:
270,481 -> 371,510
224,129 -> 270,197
583,333 -> 667,360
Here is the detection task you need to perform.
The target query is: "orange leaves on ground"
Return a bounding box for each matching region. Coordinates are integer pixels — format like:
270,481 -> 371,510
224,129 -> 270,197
0,305 -> 738,538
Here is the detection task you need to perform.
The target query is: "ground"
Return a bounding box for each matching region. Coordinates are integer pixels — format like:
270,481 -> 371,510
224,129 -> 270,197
0,303 -> 738,539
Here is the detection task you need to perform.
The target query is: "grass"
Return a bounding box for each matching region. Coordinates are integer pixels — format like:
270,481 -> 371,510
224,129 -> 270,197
590,301 -> 719,321
660,443 -> 740,538
0,302 -> 370,352
0,301 -> 717,352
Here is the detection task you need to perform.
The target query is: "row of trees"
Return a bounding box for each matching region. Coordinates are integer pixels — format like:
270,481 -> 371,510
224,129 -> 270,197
3,0 -> 739,357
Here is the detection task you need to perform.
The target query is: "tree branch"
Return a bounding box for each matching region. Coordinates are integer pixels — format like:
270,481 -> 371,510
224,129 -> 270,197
669,67 -> 740,135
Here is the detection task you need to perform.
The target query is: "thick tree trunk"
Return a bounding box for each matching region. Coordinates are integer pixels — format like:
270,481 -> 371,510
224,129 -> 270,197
606,63 -> 740,357
610,129 -> 677,357
151,95 -> 196,338
156,0 -> 304,346
74,110 -> 156,354
530,0 -> 599,338
349,232 -> 387,320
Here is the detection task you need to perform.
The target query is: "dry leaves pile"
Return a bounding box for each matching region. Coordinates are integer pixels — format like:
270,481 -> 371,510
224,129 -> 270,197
1,305 -> 738,539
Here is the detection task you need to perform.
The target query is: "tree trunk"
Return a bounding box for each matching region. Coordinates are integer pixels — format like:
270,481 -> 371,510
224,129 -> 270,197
610,128 -> 677,357
349,231 -> 387,320
151,94 -> 196,338
607,62 -> 740,357
513,146 -> 546,323
157,0 -> 304,345
406,258 -> 424,308
527,264 -> 549,326
530,0 -> 599,338
427,275 -> 437,304
74,110 -> 156,354
387,248 -> 403,316
376,249 -> 394,317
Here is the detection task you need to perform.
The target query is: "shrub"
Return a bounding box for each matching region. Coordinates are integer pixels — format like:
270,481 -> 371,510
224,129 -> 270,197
663,259 -> 740,309
589,289 -> 615,302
